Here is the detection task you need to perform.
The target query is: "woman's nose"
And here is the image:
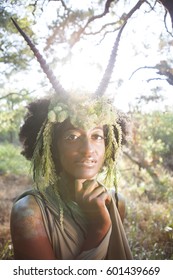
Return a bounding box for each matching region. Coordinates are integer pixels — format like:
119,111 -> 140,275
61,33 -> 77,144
79,137 -> 94,155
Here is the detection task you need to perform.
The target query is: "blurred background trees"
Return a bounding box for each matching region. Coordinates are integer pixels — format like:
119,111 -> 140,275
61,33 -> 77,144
0,0 -> 173,259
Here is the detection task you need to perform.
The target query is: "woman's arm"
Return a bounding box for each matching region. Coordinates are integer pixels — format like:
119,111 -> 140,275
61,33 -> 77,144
75,179 -> 112,252
10,195 -> 56,260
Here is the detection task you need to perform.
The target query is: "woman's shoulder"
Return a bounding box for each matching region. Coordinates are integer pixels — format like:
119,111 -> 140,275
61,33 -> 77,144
10,190 -> 47,242
12,188 -> 46,217
11,191 -> 55,259
12,188 -> 41,214
11,192 -> 42,231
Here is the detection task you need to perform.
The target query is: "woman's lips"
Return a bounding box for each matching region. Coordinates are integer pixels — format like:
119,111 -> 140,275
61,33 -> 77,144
75,158 -> 97,167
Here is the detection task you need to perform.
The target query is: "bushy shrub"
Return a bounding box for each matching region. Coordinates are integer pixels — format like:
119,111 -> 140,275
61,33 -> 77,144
0,142 -> 30,175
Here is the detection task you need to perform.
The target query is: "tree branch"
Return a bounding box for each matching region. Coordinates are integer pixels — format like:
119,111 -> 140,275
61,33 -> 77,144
158,0 -> 173,28
72,0 -> 146,47
98,26 -> 122,44
124,151 -> 162,185
129,66 -> 157,79
49,0 -> 70,11
129,61 -> 173,85
29,0 -> 47,14
0,90 -> 28,100
86,0 -> 115,25
44,0 -> 116,49
68,0 -> 116,47
85,0 -> 146,43
146,77 -> 166,83
163,10 -> 173,37
145,0 -> 157,12
45,0 -> 146,49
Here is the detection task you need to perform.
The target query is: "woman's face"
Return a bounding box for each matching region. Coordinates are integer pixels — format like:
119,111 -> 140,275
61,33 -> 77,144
57,121 -> 105,180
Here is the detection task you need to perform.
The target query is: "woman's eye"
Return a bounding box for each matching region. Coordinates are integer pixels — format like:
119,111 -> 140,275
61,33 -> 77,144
92,134 -> 105,141
64,134 -> 79,141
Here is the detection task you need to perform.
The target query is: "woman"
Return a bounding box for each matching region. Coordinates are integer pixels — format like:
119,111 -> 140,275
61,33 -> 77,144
10,18 -> 132,260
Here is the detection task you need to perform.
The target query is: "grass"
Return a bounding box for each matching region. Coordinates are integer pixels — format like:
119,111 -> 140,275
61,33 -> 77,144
122,187 -> 173,259
0,241 -> 14,260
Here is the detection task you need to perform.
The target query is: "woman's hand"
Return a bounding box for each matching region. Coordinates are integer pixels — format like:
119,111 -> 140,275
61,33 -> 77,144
75,179 -> 112,250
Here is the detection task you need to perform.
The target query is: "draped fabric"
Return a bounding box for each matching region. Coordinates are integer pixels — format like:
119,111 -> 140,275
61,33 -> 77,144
15,188 -> 133,260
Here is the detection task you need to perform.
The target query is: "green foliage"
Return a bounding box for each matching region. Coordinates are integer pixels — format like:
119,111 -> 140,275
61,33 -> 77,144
134,111 -> 173,171
0,241 -> 14,260
0,8 -> 35,78
0,143 -> 30,175
118,109 -> 173,259
124,195 -> 173,260
121,110 -> 173,200
0,90 -> 31,143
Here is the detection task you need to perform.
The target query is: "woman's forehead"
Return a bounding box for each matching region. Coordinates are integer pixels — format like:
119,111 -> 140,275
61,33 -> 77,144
61,119 -> 104,133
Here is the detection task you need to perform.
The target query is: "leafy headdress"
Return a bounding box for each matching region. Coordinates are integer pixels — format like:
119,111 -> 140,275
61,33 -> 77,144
12,18 -> 126,195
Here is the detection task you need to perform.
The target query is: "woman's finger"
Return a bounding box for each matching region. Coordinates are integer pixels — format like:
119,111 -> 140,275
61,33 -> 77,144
84,185 -> 106,201
82,179 -> 98,195
75,179 -> 85,200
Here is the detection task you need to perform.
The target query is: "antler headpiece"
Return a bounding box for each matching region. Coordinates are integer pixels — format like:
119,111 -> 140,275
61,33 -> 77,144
12,17 -> 125,193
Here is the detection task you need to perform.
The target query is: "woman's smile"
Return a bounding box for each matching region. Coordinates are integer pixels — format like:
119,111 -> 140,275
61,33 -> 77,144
75,157 -> 97,167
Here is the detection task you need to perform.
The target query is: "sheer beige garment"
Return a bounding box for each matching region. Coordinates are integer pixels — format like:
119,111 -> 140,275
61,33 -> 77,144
16,188 -> 133,260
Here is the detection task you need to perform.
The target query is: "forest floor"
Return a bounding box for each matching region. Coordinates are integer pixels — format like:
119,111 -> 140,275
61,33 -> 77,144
0,174 -> 32,259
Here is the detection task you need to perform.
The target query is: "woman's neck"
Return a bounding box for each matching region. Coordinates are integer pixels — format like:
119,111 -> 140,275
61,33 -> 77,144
59,172 -> 76,201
